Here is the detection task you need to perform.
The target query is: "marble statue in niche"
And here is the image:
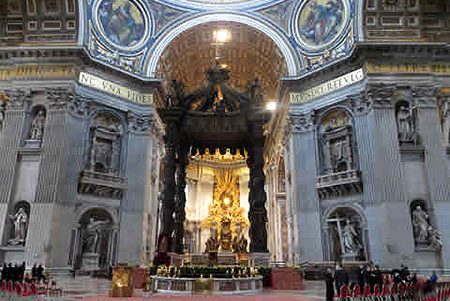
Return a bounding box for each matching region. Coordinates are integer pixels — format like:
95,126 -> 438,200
442,100 -> 450,145
83,218 -> 107,254
342,219 -> 358,253
410,204 -> 442,250
428,226 -> 442,251
320,110 -> 354,174
89,113 -> 122,175
396,101 -> 419,144
327,210 -> 365,261
30,110 -> 46,140
0,111 -> 4,131
8,207 -> 28,246
411,205 -> 429,245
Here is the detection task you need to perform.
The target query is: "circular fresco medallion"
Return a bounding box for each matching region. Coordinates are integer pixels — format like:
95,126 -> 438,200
293,0 -> 350,52
95,0 -> 150,51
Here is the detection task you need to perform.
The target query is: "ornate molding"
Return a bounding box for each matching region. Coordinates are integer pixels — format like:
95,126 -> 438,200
45,87 -> 76,110
346,92 -> 373,116
411,84 -> 438,108
290,111 -> 315,133
68,95 -> 91,118
366,83 -> 397,108
4,89 -> 31,111
316,169 -> 363,200
127,111 -> 158,135
78,170 -> 127,199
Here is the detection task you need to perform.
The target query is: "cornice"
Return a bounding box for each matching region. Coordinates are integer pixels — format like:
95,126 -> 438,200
282,42 -> 450,85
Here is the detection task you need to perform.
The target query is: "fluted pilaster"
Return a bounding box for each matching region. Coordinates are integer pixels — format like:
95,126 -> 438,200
34,107 -> 68,203
0,90 -> 29,203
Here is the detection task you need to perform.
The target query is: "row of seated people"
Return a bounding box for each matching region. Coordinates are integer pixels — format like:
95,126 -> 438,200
334,281 -> 450,301
1,262 -> 45,282
0,280 -> 46,297
1,262 -> 46,283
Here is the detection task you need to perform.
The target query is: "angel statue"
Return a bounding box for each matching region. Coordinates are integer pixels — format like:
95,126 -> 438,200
8,207 -> 28,245
83,218 -> 107,254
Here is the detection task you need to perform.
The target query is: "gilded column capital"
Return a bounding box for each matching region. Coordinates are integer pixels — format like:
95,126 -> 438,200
4,89 -> 31,111
290,111 -> 315,133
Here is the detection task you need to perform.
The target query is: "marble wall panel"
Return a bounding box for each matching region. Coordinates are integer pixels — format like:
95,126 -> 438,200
12,156 -> 40,204
24,203 -> 54,267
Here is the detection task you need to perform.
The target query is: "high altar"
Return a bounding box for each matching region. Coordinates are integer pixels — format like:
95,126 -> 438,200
153,66 -> 270,266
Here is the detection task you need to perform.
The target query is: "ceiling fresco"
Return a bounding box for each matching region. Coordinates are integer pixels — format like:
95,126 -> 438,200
83,0 -> 360,82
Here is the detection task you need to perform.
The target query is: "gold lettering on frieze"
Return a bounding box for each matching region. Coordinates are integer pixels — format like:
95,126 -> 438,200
78,72 -> 153,105
366,63 -> 450,75
0,64 -> 76,80
290,68 -> 365,104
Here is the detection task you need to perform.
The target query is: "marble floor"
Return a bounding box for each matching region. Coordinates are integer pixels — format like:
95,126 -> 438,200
11,276 -> 325,301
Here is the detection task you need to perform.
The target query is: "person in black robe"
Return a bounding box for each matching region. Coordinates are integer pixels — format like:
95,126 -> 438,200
13,263 -> 19,282
5,263 -> 12,282
31,263 -> 38,281
324,268 -> 335,301
19,262 -> 26,283
37,264 -> 45,282
373,265 -> 383,289
335,265 -> 349,295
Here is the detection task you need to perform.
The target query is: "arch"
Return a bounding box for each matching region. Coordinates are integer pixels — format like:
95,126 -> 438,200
323,202 -> 367,227
75,205 -> 119,226
316,106 -> 354,128
145,12 -> 300,77
322,203 -> 368,261
14,200 -> 31,218
89,108 -> 125,129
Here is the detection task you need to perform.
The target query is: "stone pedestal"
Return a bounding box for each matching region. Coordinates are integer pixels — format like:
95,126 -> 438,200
248,252 -> 270,267
342,253 -> 358,262
24,139 -> 41,148
82,253 -> 99,271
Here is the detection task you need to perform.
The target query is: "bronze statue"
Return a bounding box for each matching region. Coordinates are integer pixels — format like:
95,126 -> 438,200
205,226 -> 220,253
232,222 -> 248,253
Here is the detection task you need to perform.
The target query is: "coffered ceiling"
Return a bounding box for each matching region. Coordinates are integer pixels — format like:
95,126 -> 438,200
155,21 -> 288,101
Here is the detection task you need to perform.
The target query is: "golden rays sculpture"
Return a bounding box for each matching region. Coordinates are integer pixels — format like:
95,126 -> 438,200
201,169 -> 249,239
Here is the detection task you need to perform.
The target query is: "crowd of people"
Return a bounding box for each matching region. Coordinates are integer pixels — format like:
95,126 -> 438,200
0,262 -> 45,283
324,263 -> 438,301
